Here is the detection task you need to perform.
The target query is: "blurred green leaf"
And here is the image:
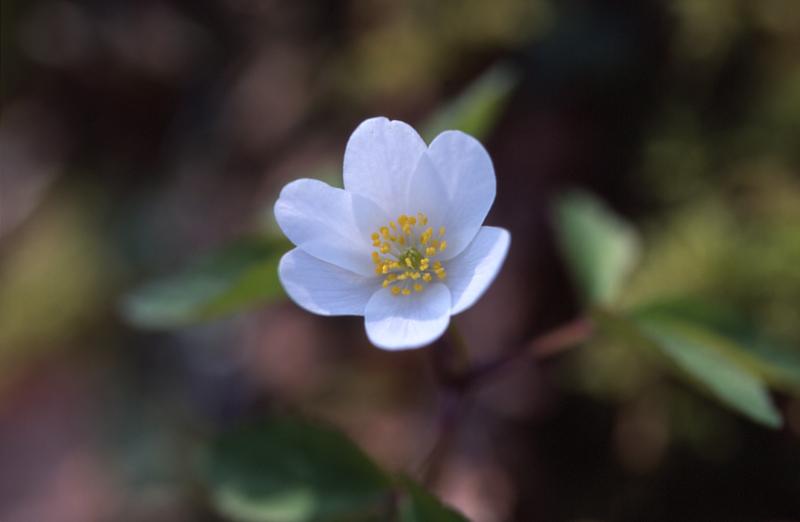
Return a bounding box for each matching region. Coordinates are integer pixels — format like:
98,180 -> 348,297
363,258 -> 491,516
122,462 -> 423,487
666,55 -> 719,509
206,418 -> 393,522
631,313 -> 782,428
554,191 -> 640,305
122,236 -> 289,329
422,63 -> 518,142
634,299 -> 800,395
396,478 -> 468,522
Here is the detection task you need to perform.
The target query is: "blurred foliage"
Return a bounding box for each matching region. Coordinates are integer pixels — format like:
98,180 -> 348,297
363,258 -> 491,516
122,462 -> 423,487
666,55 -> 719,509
553,191 -> 640,306
421,63 -> 518,142
205,418 -> 465,522
396,478 -> 468,522
621,177 -> 800,340
554,192 -> 794,428
122,236 -> 289,329
632,299 -> 800,395
0,189 -> 116,386
334,0 -> 549,102
630,311 -> 781,428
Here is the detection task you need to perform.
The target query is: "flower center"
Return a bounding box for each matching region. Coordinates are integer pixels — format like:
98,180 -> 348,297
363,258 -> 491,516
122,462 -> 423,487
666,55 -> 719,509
370,212 -> 448,296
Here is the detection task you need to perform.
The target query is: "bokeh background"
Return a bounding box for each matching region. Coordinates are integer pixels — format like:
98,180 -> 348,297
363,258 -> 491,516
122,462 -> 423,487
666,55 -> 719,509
1,0 -> 799,521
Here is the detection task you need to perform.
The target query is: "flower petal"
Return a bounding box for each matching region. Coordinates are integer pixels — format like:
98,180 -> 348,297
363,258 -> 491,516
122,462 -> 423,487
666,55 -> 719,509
445,226 -> 510,315
279,248 -> 378,316
343,117 -> 427,218
407,151 -> 449,231
364,283 -> 451,350
425,131 -> 496,260
274,178 -> 387,276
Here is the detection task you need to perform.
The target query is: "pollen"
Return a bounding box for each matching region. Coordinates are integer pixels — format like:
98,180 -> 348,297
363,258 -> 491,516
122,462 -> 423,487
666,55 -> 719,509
371,211 -> 448,297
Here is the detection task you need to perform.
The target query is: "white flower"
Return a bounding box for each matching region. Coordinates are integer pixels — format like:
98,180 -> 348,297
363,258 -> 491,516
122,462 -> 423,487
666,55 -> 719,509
274,117 -> 510,350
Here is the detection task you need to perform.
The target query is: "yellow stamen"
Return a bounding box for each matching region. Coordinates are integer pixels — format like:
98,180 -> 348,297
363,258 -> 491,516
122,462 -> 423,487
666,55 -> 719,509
370,211 -> 450,297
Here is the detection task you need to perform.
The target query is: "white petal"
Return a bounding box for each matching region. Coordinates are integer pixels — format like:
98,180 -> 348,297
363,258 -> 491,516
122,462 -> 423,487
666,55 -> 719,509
279,248 -> 378,316
446,226 -> 510,315
426,131 -> 496,260
343,117 -> 427,218
274,178 -> 387,276
407,151 -> 449,230
364,283 -> 451,350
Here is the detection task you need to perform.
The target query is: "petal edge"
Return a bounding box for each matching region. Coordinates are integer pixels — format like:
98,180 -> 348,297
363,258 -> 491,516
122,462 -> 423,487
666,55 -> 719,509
279,248 -> 378,316
446,226 -> 510,315
343,117 -> 427,218
364,283 -> 451,350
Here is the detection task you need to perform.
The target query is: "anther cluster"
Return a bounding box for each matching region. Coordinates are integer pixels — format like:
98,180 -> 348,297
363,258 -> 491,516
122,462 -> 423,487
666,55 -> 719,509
370,212 -> 448,296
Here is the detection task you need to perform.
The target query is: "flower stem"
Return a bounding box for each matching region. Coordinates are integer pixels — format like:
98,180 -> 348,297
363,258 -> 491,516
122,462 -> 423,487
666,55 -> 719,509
418,317 -> 594,486
467,316 -> 593,383
420,324 -> 470,486
419,384 -> 466,487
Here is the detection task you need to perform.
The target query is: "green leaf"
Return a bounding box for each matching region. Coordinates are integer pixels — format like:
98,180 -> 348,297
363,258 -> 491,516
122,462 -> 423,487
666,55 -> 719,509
422,63 -> 518,142
122,236 -> 289,329
634,299 -> 800,394
631,313 -> 782,428
396,478 -> 468,522
205,418 -> 393,522
554,191 -> 640,305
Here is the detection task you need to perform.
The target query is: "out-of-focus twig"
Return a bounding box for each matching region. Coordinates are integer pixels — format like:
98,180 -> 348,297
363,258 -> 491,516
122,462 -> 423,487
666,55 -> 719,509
468,317 -> 593,384
419,317 -> 594,487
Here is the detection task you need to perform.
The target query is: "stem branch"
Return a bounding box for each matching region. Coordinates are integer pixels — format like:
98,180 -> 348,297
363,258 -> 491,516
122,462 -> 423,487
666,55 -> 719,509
419,316 -> 594,486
